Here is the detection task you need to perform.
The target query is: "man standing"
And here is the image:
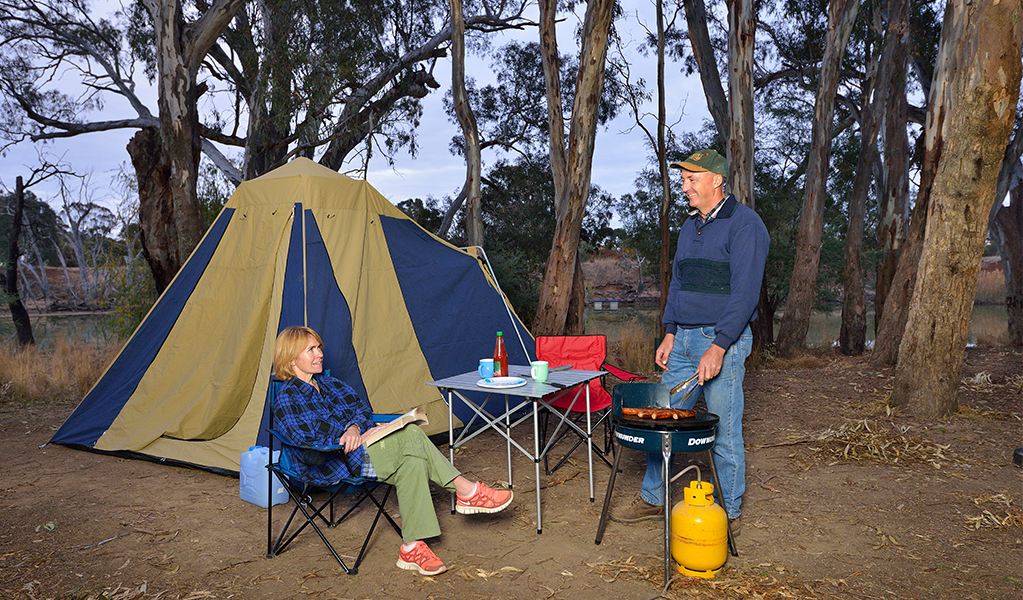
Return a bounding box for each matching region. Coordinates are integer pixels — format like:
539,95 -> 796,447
611,149 -> 769,533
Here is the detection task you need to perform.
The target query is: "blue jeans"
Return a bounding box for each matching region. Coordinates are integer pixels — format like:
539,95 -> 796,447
641,325 -> 751,519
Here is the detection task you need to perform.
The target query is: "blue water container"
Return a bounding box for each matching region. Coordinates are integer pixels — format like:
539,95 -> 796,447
239,446 -> 289,507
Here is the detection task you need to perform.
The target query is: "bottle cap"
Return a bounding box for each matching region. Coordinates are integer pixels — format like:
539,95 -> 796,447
497,331 -> 503,336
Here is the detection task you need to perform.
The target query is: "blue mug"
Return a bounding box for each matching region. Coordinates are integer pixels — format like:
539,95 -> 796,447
478,358 -> 495,378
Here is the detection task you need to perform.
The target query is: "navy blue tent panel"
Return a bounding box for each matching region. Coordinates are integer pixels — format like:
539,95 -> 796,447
300,208 -> 367,398
51,209 -> 236,447
257,206 -> 369,447
380,215 -> 534,421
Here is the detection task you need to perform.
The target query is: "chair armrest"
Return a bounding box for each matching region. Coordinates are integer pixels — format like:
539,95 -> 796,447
601,362 -> 647,382
268,429 -> 344,453
373,414 -> 400,424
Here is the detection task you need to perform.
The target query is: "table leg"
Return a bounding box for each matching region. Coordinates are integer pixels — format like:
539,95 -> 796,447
505,394 -> 513,488
585,384 -> 594,502
532,402 -> 542,534
448,389 -> 456,514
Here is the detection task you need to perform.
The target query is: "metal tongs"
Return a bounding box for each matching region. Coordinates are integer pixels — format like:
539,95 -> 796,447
669,372 -> 701,402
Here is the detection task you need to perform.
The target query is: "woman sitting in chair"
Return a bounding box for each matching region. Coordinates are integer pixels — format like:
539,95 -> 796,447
273,326 -> 512,576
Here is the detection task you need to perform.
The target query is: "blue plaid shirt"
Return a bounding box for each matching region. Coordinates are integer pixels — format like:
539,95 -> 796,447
273,374 -> 377,486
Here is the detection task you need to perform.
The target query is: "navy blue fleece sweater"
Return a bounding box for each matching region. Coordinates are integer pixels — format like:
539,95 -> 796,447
662,194 -> 770,350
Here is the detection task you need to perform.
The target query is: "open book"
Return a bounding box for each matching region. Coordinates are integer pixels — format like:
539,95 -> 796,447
364,405 -> 429,446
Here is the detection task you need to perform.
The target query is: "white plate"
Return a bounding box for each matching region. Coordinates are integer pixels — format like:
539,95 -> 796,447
476,377 -> 528,389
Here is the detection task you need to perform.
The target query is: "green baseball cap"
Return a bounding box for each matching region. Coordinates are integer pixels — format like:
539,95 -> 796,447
670,149 -> 728,177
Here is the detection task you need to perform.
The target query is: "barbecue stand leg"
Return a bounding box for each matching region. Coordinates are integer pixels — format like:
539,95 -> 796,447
662,433 -> 672,589
594,433 -> 624,545
706,448 -> 738,557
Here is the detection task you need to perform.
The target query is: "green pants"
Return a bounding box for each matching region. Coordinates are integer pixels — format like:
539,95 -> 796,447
365,424 -> 461,543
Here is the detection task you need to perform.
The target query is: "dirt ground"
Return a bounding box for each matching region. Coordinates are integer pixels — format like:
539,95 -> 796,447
1,347 -> 1020,600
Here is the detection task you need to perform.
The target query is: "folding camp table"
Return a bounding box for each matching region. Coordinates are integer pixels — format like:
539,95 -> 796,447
428,366 -> 605,533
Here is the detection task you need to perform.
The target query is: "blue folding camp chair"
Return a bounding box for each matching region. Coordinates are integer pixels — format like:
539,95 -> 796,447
265,373 -> 402,574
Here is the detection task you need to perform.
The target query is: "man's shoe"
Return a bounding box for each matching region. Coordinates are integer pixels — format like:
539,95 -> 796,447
456,482 -> 513,515
397,541 -> 447,576
729,516 -> 742,537
610,495 -> 664,523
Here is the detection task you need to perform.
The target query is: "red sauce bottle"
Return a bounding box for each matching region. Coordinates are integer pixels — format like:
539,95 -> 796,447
493,331 -> 508,377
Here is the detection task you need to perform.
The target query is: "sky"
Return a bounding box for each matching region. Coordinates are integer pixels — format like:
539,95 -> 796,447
0,2 -> 713,220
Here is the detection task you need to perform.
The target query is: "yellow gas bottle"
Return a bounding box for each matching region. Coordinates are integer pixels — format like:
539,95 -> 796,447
670,480 -> 728,578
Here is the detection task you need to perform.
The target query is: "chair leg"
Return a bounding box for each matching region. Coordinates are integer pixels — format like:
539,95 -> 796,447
543,408 -> 616,475
269,483 -> 400,575
594,433 -> 624,545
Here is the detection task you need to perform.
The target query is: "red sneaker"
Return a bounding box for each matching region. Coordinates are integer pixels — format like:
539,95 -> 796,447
456,482 -> 513,515
396,541 -> 446,576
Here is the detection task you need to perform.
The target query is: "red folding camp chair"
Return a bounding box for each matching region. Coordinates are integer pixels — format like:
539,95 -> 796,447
536,335 -> 646,475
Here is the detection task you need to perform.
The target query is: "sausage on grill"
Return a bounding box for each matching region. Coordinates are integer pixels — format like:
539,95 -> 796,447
622,407 -> 696,420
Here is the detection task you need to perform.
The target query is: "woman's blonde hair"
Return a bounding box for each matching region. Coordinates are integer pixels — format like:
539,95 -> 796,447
273,326 -> 323,380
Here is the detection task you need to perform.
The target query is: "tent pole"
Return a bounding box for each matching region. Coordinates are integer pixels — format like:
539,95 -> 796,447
471,246 -> 533,362
300,204 -> 308,326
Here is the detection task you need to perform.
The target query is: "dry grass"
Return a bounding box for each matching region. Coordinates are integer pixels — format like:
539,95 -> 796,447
611,320 -> 657,373
0,337 -> 121,403
974,269 -> 1007,304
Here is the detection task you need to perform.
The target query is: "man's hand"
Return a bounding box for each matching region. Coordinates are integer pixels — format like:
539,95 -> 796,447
655,333 -> 675,370
697,344 -> 726,385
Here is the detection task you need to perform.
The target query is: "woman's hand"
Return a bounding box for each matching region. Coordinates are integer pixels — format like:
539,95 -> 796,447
339,424 -> 363,452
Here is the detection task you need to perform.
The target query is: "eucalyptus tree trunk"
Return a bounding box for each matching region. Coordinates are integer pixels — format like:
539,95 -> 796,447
839,81 -> 880,355
682,0 -> 730,144
994,180 -> 1023,347
534,0 -> 615,336
656,0 -> 671,336
891,0 -> 1022,418
872,185 -> 928,365
139,0 -> 244,284
990,126 -> 1023,347
776,0 -> 861,357
840,6 -> 894,355
6,176 -> 34,346
726,0 -> 755,210
450,0 -> 483,246
128,128 -> 179,293
875,0 -> 911,332
873,0 -> 952,367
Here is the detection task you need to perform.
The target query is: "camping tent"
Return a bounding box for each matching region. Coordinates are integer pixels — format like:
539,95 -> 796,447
50,158 -> 534,472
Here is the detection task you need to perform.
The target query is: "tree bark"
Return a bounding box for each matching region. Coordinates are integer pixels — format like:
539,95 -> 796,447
726,0 -> 755,210
657,0 -> 671,338
128,128 -> 179,293
683,0 -> 730,144
538,0 -> 569,214
874,0 -> 911,332
994,179 -> 1023,347
872,186 -> 928,364
6,176 -> 34,346
776,0 -> 861,357
450,0 -> 483,246
890,0 -> 1022,418
534,0 -> 616,335
990,124 -> 1023,347
140,0 -> 244,276
840,6 -> 893,355
873,0 -> 961,367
